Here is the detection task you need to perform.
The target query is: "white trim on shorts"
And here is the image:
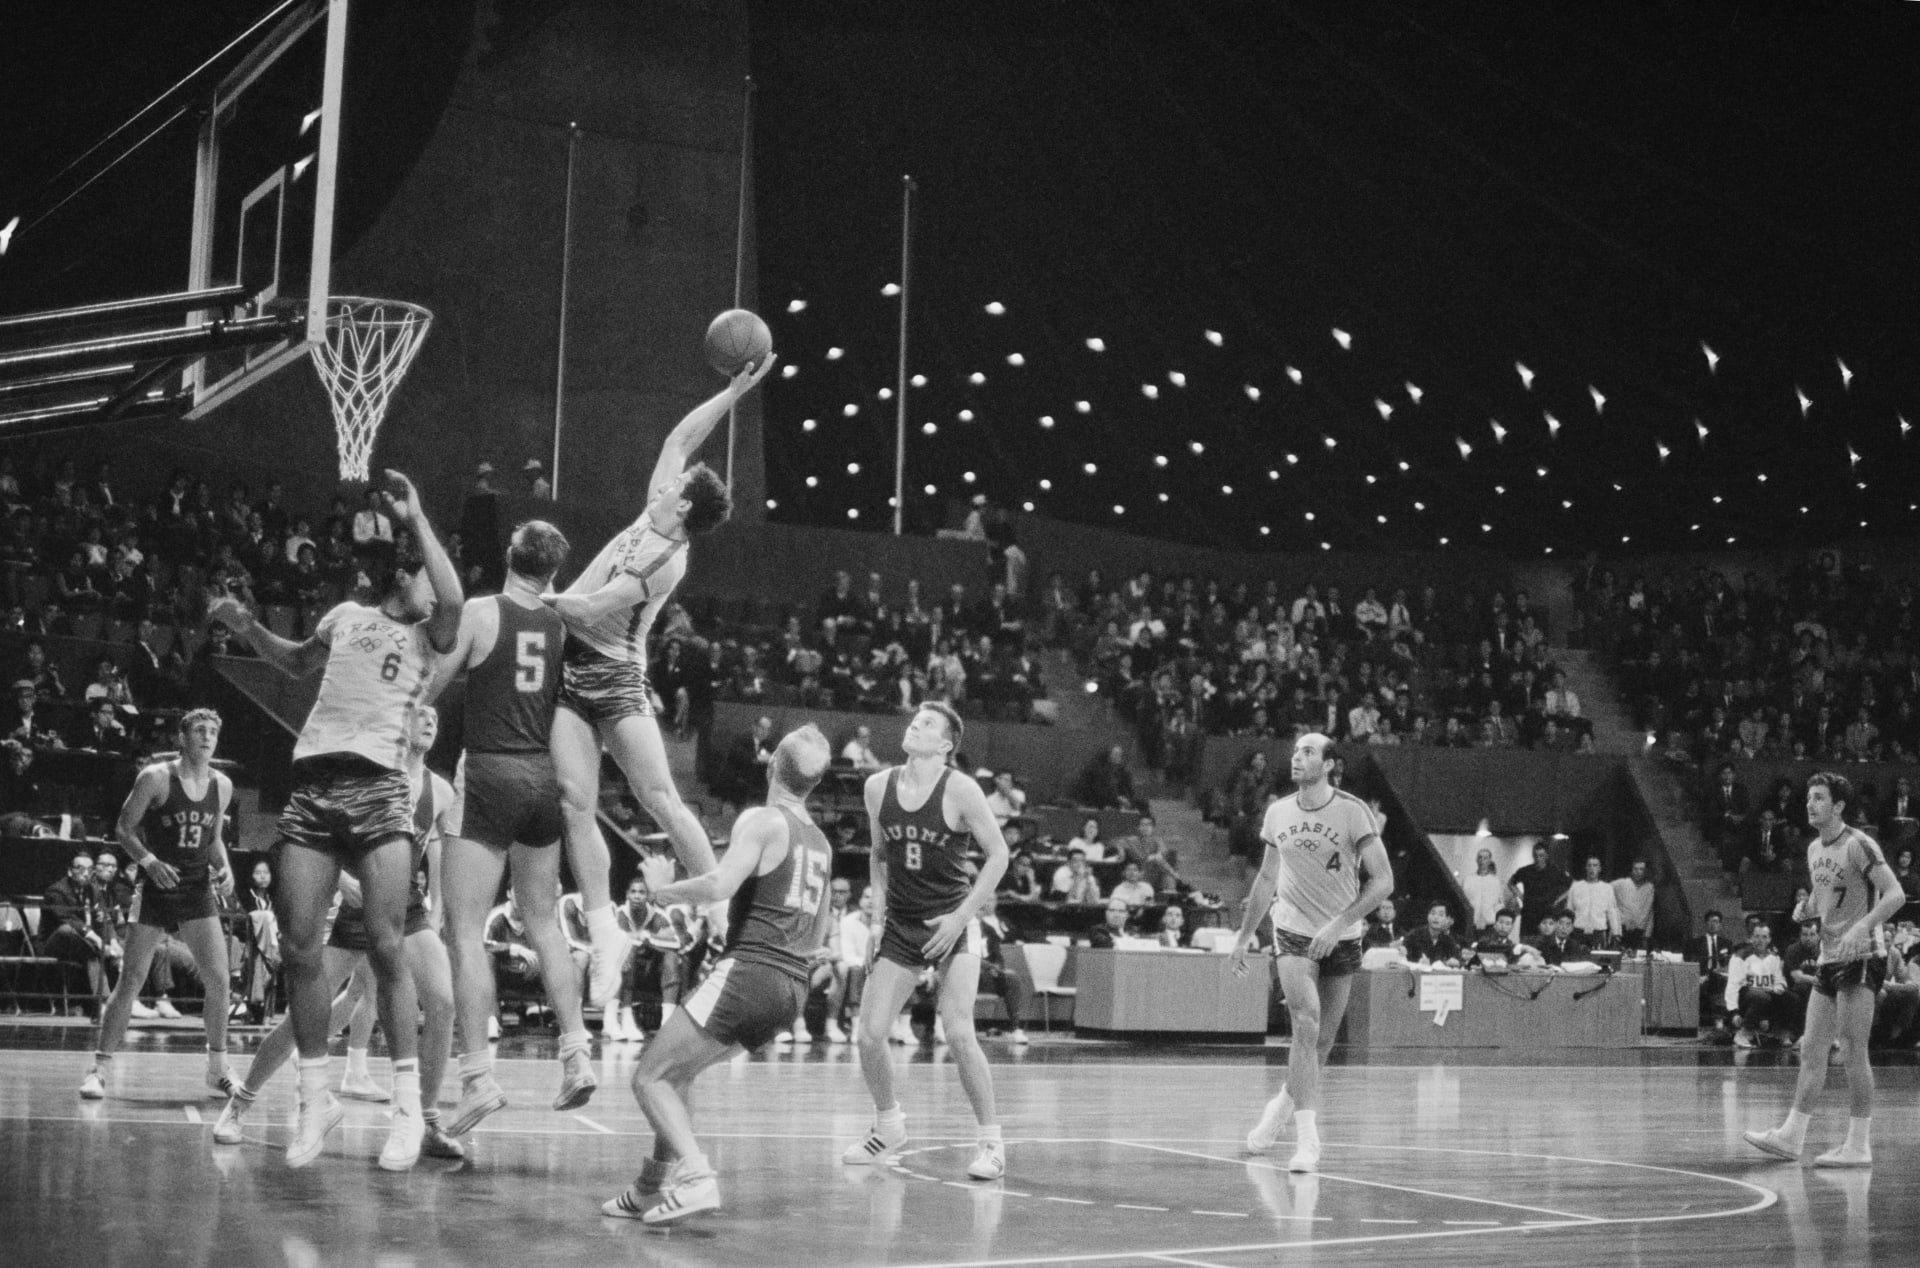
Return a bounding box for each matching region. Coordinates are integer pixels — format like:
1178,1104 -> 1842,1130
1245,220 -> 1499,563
684,958 -> 734,1031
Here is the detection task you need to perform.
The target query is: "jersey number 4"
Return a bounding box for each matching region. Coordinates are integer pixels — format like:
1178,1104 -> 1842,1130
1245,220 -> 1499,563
516,632 -> 547,693
784,849 -> 829,912
1324,851 -> 1342,873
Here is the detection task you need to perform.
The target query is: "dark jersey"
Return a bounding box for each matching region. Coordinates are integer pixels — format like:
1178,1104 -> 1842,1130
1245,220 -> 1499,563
878,766 -> 972,920
464,596 -> 565,753
724,806 -> 832,980
140,765 -> 221,885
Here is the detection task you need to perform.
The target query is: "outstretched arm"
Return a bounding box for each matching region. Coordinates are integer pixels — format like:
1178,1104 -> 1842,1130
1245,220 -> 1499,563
384,470 -> 463,653
653,808 -> 775,907
646,356 -> 779,496
208,595 -> 328,678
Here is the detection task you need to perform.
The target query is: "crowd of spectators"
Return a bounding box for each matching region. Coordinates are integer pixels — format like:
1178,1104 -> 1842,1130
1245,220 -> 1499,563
1035,570 -> 1590,780
1583,552 -> 1920,770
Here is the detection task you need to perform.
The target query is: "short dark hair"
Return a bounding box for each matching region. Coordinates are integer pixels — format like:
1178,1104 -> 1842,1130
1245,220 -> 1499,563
682,463 -> 732,534
1704,908 -> 1723,922
508,519 -> 570,580
919,700 -> 964,758
1808,770 -> 1853,815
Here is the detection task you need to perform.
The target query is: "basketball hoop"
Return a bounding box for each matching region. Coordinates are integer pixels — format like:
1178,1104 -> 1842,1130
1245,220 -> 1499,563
309,297 -> 433,481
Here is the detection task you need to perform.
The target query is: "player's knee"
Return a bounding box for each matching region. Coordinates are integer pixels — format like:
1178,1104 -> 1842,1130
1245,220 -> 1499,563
1289,1010 -> 1322,1044
635,782 -> 685,817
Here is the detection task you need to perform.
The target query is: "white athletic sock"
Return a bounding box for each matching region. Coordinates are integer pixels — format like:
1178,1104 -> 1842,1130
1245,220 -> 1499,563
978,1123 -> 1003,1142
877,1105 -> 905,1130
93,1051 -> 113,1067
1294,1110 -> 1319,1139
676,1151 -> 712,1179
1782,1109 -> 1811,1144
1842,1116 -> 1871,1151
345,1047 -> 371,1078
206,1044 -> 226,1064
459,1051 -> 494,1082
586,905 -> 620,937
297,1056 -> 330,1105
392,1059 -> 422,1115
559,1028 -> 592,1058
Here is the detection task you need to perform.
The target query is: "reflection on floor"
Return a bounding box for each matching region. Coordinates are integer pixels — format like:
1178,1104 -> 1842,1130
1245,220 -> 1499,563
0,1024 -> 1913,1266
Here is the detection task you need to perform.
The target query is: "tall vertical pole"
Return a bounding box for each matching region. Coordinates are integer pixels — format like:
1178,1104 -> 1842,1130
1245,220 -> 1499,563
726,77 -> 756,489
893,175 -> 914,537
552,122 -> 579,500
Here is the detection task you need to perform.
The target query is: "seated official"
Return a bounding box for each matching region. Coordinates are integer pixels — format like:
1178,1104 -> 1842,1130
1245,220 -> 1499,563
1156,905 -> 1187,948
1362,899 -> 1402,950
1527,913 -> 1595,967
1000,851 -> 1046,901
1473,909 -> 1524,961
984,770 -> 1028,826
1085,897 -> 1137,948
975,891 -> 1032,1043
1402,901 -> 1467,967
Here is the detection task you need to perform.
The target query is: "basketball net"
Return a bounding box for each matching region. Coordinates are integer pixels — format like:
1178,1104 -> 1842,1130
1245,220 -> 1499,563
309,297 -> 434,481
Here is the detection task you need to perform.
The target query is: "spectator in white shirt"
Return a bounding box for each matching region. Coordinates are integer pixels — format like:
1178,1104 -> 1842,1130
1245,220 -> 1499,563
984,770 -> 1027,826
1051,848 -> 1102,903
1462,847 -> 1511,933
840,724 -> 884,772
1566,856 -> 1622,947
1542,670 -> 1581,720
1610,860 -> 1656,951
350,488 -> 394,545
1353,587 -> 1389,634
1289,584 -> 1325,629
1724,923 -> 1791,1048
1109,861 -> 1155,909
1346,691 -> 1381,743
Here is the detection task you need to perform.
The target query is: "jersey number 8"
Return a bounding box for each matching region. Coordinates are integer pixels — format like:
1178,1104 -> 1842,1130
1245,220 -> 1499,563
903,841 -> 923,871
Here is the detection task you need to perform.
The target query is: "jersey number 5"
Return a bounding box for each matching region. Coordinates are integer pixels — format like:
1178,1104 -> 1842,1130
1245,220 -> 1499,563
516,631 -> 547,693
785,849 -> 830,912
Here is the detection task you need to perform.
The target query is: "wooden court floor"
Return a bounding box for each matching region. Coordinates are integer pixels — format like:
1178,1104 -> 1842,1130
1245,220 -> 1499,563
1,1027 -> 1914,1266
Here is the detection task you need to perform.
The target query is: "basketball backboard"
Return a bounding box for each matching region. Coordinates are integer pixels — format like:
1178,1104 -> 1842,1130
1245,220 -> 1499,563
0,0 -> 345,433
183,0 -> 346,417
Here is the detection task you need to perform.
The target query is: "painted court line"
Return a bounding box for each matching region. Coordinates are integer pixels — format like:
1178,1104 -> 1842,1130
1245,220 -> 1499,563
1190,1210 -> 1249,1218
1044,1196 -> 1096,1205
1115,1204 -> 1169,1212
1442,1220 -> 1502,1226
572,1115 -> 614,1134
1146,1255 -> 1231,1268
182,1106 -> 201,1123
1122,1141 -> 1601,1224
1358,1218 -> 1419,1225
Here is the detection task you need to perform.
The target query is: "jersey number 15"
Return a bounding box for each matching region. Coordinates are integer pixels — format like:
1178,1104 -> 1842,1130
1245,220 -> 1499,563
785,849 -> 829,912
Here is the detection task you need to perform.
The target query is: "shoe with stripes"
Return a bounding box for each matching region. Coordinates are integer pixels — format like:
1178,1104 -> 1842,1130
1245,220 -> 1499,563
213,1095 -> 251,1145
642,1171 -> 720,1225
841,1118 -> 907,1166
206,1063 -> 242,1099
966,1139 -> 1005,1181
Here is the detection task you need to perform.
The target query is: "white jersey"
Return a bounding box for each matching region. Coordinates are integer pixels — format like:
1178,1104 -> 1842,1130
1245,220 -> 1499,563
1261,787 -> 1380,941
294,602 -> 439,771
562,515 -> 688,665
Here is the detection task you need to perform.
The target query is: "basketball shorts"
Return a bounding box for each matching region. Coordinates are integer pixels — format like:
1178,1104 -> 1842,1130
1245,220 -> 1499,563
877,912 -> 984,970
557,642 -> 656,724
1271,927 -> 1364,978
682,955 -> 807,1051
1814,956 -> 1888,998
327,898 -> 432,951
277,757 -> 415,858
130,877 -> 218,931
458,751 -> 564,848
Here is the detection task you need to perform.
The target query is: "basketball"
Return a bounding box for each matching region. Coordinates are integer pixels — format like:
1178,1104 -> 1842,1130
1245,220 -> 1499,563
704,308 -> 772,376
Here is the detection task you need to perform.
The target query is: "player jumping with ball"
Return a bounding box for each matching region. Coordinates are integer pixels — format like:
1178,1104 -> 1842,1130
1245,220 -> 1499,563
541,354 -> 776,1006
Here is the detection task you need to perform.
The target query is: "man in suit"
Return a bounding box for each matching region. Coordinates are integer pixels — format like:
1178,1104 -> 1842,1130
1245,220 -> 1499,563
1691,909 -> 1733,1031
1702,763 -> 1750,872
975,889 -> 1032,1045
1880,775 -> 1918,848
66,698 -> 130,754
1527,912 -> 1593,967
